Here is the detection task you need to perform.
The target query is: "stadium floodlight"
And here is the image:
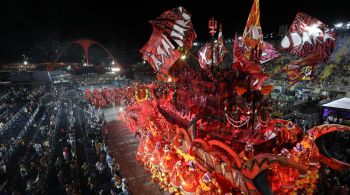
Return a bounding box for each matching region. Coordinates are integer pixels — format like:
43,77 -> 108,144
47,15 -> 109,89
335,23 -> 343,28
111,67 -> 120,72
23,61 -> 28,65
112,61 -> 115,65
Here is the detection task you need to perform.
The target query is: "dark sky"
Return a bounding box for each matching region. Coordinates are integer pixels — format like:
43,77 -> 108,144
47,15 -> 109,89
0,0 -> 349,63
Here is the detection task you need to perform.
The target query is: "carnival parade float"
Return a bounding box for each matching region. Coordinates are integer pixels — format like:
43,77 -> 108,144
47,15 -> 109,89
115,0 -> 349,194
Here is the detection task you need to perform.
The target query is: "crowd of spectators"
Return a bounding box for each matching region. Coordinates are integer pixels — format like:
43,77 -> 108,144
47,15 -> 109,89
0,85 -> 53,194
0,83 -> 130,195
72,74 -> 120,86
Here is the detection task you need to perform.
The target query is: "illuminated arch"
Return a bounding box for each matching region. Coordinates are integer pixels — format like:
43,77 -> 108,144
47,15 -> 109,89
54,38 -> 122,69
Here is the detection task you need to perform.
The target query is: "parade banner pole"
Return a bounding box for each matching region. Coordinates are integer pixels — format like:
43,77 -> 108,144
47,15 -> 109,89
208,17 -> 217,71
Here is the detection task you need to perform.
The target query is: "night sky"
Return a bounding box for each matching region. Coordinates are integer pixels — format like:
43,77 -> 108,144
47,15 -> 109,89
0,0 -> 349,64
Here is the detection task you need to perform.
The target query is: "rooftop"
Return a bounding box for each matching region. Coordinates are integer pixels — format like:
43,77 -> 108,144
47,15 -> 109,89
322,97 -> 350,111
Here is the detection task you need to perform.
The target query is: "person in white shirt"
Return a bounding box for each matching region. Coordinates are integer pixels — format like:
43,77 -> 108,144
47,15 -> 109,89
328,115 -> 334,123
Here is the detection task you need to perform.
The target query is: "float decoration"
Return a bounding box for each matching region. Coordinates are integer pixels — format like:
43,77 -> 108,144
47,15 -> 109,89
120,1 -> 349,194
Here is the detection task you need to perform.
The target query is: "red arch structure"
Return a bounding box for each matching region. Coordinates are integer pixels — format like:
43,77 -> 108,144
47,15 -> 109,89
54,39 -> 121,69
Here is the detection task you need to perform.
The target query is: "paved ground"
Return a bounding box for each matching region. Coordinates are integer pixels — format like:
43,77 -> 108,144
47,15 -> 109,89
103,107 -> 168,195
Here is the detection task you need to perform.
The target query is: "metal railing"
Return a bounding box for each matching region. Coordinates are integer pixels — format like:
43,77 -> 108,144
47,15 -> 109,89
0,102 -> 29,135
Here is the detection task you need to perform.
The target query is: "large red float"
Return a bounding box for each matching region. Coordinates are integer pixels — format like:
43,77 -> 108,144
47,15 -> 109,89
111,1 -> 348,194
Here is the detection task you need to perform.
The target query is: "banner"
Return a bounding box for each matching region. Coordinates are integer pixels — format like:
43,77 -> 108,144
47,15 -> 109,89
260,42 -> 280,63
141,7 -> 196,74
243,0 -> 263,60
198,43 -> 212,69
150,7 -> 196,50
283,54 -> 321,85
198,25 -> 227,69
233,34 -> 262,74
140,28 -> 181,74
281,12 -> 336,63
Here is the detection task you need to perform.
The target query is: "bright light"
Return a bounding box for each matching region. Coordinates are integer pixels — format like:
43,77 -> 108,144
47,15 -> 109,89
23,61 -> 28,65
347,23 -> 350,27
167,77 -> 172,82
112,61 -> 115,65
181,55 -> 187,60
83,63 -> 87,66
111,67 -> 120,72
143,60 -> 146,64
335,23 -> 343,28
67,65 -> 71,70
193,42 -> 199,46
305,24 -> 322,36
119,107 -> 123,112
238,36 -> 242,40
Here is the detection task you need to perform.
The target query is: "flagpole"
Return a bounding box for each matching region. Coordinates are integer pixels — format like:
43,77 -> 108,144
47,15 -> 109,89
211,35 -> 214,71
208,17 -> 217,71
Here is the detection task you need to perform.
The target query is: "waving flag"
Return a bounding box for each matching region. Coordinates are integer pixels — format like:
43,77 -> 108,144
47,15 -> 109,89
140,28 -> 181,74
243,0 -> 263,61
150,7 -> 196,50
282,54 -> 321,85
217,25 -> 228,62
281,12 -> 336,63
260,42 -> 280,64
233,34 -> 262,74
286,65 -> 315,84
141,7 -> 196,74
198,43 -> 212,69
198,25 -> 227,69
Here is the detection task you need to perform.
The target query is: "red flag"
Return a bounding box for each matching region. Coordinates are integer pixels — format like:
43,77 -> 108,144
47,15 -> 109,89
140,7 -> 196,74
198,43 -> 212,69
150,7 -> 197,50
217,25 -> 228,63
281,12 -> 336,63
243,0 -> 263,58
197,25 -> 227,69
232,34 -> 263,74
286,65 -> 315,85
283,54 -> 321,85
140,28 -> 181,74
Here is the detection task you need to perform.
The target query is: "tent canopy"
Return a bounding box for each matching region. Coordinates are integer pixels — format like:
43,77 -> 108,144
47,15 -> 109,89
321,97 -> 350,111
